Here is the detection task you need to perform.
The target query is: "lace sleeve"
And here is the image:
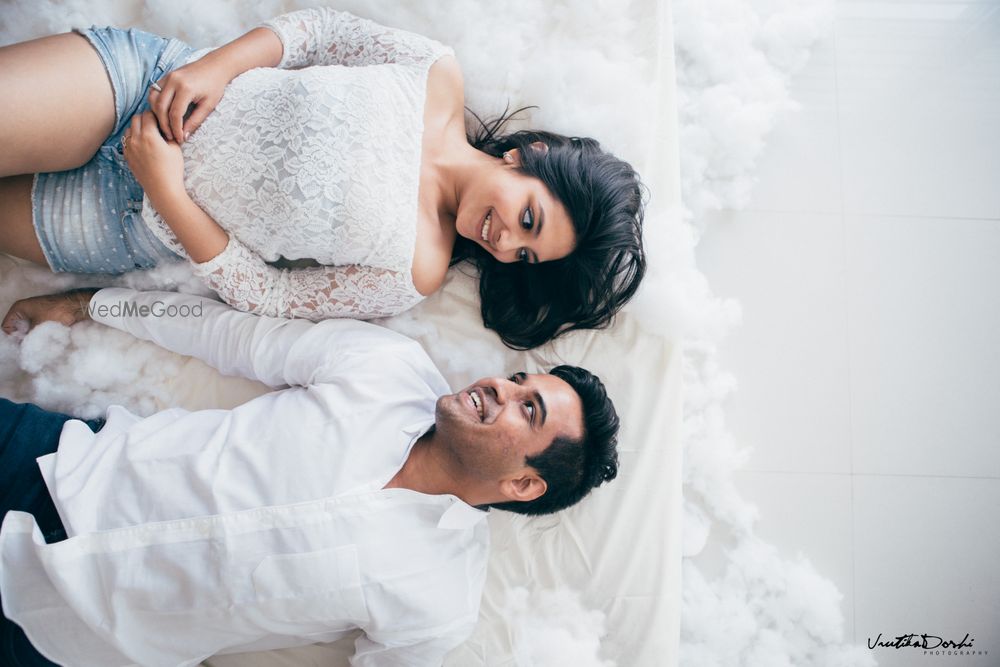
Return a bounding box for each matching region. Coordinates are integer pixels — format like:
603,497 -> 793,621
261,7 -> 451,69
191,235 -> 426,321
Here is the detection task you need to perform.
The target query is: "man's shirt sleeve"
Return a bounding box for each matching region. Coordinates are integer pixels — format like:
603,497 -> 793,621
89,288 -> 428,388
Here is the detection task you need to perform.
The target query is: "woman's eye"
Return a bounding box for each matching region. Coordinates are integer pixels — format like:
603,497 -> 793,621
518,249 -> 529,263
521,208 -> 533,230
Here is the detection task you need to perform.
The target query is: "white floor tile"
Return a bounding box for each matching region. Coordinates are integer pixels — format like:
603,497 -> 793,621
696,210 -> 852,473
742,36 -> 843,214
846,215 -> 1000,478
836,2 -> 1000,218
853,475 -> 1000,666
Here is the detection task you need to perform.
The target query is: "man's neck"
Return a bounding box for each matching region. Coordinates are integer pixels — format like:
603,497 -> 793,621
383,431 -> 460,497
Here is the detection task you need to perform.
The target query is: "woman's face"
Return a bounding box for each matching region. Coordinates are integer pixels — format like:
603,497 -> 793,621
456,150 -> 576,264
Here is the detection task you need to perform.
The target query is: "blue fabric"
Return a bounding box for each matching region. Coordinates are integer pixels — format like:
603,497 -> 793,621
0,398 -> 104,666
31,26 -> 192,274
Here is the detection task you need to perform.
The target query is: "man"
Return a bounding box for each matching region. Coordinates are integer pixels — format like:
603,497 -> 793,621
0,288 -> 620,667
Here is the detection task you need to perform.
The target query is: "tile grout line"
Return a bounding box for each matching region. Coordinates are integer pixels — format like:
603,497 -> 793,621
829,5 -> 859,645
740,469 -> 1000,481
725,207 -> 1000,223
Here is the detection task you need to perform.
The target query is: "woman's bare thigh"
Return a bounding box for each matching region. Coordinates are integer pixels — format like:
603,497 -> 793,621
0,33 -> 115,177
0,175 -> 47,266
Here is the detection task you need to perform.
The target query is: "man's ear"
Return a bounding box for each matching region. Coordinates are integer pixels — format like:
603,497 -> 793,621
499,472 -> 547,504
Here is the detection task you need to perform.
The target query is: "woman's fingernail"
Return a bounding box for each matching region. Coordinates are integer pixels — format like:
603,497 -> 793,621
184,132 -> 190,142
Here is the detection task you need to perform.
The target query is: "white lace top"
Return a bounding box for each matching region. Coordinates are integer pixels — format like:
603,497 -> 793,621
141,8 -> 453,319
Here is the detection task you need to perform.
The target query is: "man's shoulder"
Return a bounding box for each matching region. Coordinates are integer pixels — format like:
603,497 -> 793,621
307,319 -> 447,388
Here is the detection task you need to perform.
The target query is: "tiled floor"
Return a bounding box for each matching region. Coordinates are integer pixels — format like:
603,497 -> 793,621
695,0 -> 1000,662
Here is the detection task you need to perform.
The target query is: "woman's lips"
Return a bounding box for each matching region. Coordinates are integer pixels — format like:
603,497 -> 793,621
480,208 -> 495,250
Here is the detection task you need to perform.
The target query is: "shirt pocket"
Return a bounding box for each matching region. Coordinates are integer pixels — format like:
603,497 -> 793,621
251,545 -> 370,625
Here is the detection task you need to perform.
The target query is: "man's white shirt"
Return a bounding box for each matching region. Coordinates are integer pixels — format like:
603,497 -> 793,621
0,288 -> 489,667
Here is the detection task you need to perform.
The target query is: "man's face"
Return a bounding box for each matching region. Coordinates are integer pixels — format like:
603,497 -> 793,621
435,372 -> 585,482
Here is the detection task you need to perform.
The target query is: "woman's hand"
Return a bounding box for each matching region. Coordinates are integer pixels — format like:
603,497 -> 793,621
122,111 -> 185,199
148,55 -> 230,143
122,115 -> 229,263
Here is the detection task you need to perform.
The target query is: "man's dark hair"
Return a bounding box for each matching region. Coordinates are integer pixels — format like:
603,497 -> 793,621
491,365 -> 620,516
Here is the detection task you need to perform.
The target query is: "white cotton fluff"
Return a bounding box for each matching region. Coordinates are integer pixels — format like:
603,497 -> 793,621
0,0 -> 869,665
681,540 -> 876,667
12,319 -> 182,419
505,587 -> 614,667
673,0 -> 834,223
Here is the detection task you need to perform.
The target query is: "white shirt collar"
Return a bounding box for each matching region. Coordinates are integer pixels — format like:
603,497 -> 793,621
437,498 -> 489,530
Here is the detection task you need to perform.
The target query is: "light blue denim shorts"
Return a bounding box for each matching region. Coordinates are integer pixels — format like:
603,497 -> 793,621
32,26 -> 193,274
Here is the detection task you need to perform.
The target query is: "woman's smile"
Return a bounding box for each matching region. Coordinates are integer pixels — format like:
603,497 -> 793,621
479,208 -> 494,247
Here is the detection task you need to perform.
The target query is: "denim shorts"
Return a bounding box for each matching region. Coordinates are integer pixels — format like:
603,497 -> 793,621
31,26 -> 192,274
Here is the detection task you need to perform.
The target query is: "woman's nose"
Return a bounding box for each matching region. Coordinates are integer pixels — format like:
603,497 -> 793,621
495,223 -> 525,258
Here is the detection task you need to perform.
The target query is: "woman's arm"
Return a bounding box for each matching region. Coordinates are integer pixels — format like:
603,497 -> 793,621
263,7 -> 450,70
149,27 -> 282,143
123,112 -> 426,320
192,239 -> 426,320
123,111 -> 227,262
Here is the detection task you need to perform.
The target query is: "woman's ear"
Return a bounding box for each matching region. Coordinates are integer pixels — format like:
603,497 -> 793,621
499,473 -> 547,504
503,143 -> 549,167
527,141 -> 549,157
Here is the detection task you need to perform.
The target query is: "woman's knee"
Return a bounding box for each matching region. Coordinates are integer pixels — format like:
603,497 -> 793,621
0,33 -> 114,176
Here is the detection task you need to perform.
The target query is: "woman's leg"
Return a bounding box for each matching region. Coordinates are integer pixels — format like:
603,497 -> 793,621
0,33 -> 115,177
0,175 -> 46,265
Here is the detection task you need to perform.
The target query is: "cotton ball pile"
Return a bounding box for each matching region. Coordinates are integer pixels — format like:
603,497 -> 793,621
671,0 -> 872,665
681,539 -> 876,667
119,260 -> 211,297
13,319 -> 183,419
674,0 -> 833,220
0,0 -> 131,44
505,587 -> 614,667
629,204 -> 743,341
17,322 -> 71,375
0,333 -> 27,397
681,340 -> 757,539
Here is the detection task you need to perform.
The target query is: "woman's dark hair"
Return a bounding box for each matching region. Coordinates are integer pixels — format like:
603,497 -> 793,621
490,365 -> 620,516
457,108 -> 647,350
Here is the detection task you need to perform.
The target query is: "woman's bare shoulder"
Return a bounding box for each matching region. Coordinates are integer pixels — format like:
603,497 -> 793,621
410,242 -> 451,297
426,55 -> 465,121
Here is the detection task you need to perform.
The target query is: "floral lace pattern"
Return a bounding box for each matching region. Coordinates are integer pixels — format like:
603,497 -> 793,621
192,235 -> 425,320
140,8 -> 453,319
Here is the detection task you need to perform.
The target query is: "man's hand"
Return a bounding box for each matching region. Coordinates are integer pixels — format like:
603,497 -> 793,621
1,289 -> 98,337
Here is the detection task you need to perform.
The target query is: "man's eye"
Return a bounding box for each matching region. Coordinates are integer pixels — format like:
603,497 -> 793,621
524,402 -> 535,420
521,208 -> 533,230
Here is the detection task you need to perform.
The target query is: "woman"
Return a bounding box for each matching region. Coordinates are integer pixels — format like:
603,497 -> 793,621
0,8 -> 645,349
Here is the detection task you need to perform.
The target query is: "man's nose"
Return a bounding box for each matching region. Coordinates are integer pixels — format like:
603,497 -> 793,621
486,377 -> 519,405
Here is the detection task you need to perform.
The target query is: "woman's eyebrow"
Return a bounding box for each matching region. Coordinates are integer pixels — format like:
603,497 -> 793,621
536,202 -> 545,238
